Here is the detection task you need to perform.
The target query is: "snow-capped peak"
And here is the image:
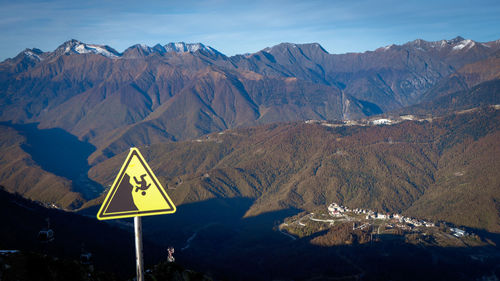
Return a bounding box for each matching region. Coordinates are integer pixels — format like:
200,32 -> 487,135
402,36 -> 479,52
452,39 -> 475,51
55,39 -> 120,58
74,43 -> 120,58
22,49 -> 44,62
164,42 -> 219,55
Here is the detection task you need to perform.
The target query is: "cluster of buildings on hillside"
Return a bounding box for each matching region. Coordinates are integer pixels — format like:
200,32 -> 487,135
305,114 -> 433,128
281,202 -> 472,242
327,202 -> 435,228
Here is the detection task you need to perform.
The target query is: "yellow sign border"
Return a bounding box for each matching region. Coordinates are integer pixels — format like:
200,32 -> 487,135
97,147 -> 176,220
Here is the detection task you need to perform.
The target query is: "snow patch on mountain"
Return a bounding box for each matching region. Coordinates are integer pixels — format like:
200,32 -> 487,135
56,39 -> 120,58
398,36 -> 482,52
55,40 -> 222,59
164,42 -> 219,55
383,44 -> 395,51
23,50 -> 43,62
452,39 -> 475,51
73,44 -> 120,58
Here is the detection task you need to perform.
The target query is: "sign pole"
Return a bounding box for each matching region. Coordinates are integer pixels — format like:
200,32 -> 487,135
96,147 -> 177,280
134,216 -> 144,281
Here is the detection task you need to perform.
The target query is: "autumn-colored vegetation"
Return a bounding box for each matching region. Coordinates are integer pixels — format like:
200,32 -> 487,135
89,106 -> 500,232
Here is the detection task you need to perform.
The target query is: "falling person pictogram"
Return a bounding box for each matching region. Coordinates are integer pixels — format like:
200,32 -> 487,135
134,174 -> 151,196
97,148 -> 176,220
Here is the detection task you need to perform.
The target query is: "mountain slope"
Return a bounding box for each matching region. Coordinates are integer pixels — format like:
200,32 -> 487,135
0,185 -> 168,278
1,37 -> 499,212
395,49 -> 500,116
231,37 -> 500,110
0,40 -> 375,163
0,124 -> 84,208
420,50 -> 500,101
1,37 -> 497,139
89,106 -> 500,232
399,79 -> 500,116
408,129 -> 500,230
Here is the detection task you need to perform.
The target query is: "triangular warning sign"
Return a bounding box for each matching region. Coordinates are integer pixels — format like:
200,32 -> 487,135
97,147 -> 176,220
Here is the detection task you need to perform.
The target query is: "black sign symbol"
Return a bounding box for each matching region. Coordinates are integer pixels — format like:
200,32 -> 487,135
97,147 -> 176,220
106,174 -> 138,213
134,174 -> 151,196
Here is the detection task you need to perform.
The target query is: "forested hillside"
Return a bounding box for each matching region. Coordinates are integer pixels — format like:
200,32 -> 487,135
89,106 -> 500,232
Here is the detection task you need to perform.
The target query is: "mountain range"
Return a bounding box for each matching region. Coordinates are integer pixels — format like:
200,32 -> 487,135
1,37 -> 499,162
1,37 -> 499,232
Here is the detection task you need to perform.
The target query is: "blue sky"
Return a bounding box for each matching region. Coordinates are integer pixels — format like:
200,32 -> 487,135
1,0 -> 500,61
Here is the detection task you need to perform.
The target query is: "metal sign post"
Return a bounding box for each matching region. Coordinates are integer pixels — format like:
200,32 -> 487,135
135,216 -> 144,281
97,147 -> 177,280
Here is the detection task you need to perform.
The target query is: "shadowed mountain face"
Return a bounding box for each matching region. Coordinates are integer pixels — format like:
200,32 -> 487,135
3,189 -> 500,281
0,121 -> 107,208
0,122 -> 103,200
5,123 -> 97,183
143,198 -> 500,281
0,186 -> 157,278
0,122 -> 103,208
0,124 -> 84,208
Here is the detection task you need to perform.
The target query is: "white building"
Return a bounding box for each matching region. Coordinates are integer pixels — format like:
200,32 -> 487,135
400,115 -> 415,121
451,228 -> 466,237
413,221 -> 423,227
372,118 -> 392,125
